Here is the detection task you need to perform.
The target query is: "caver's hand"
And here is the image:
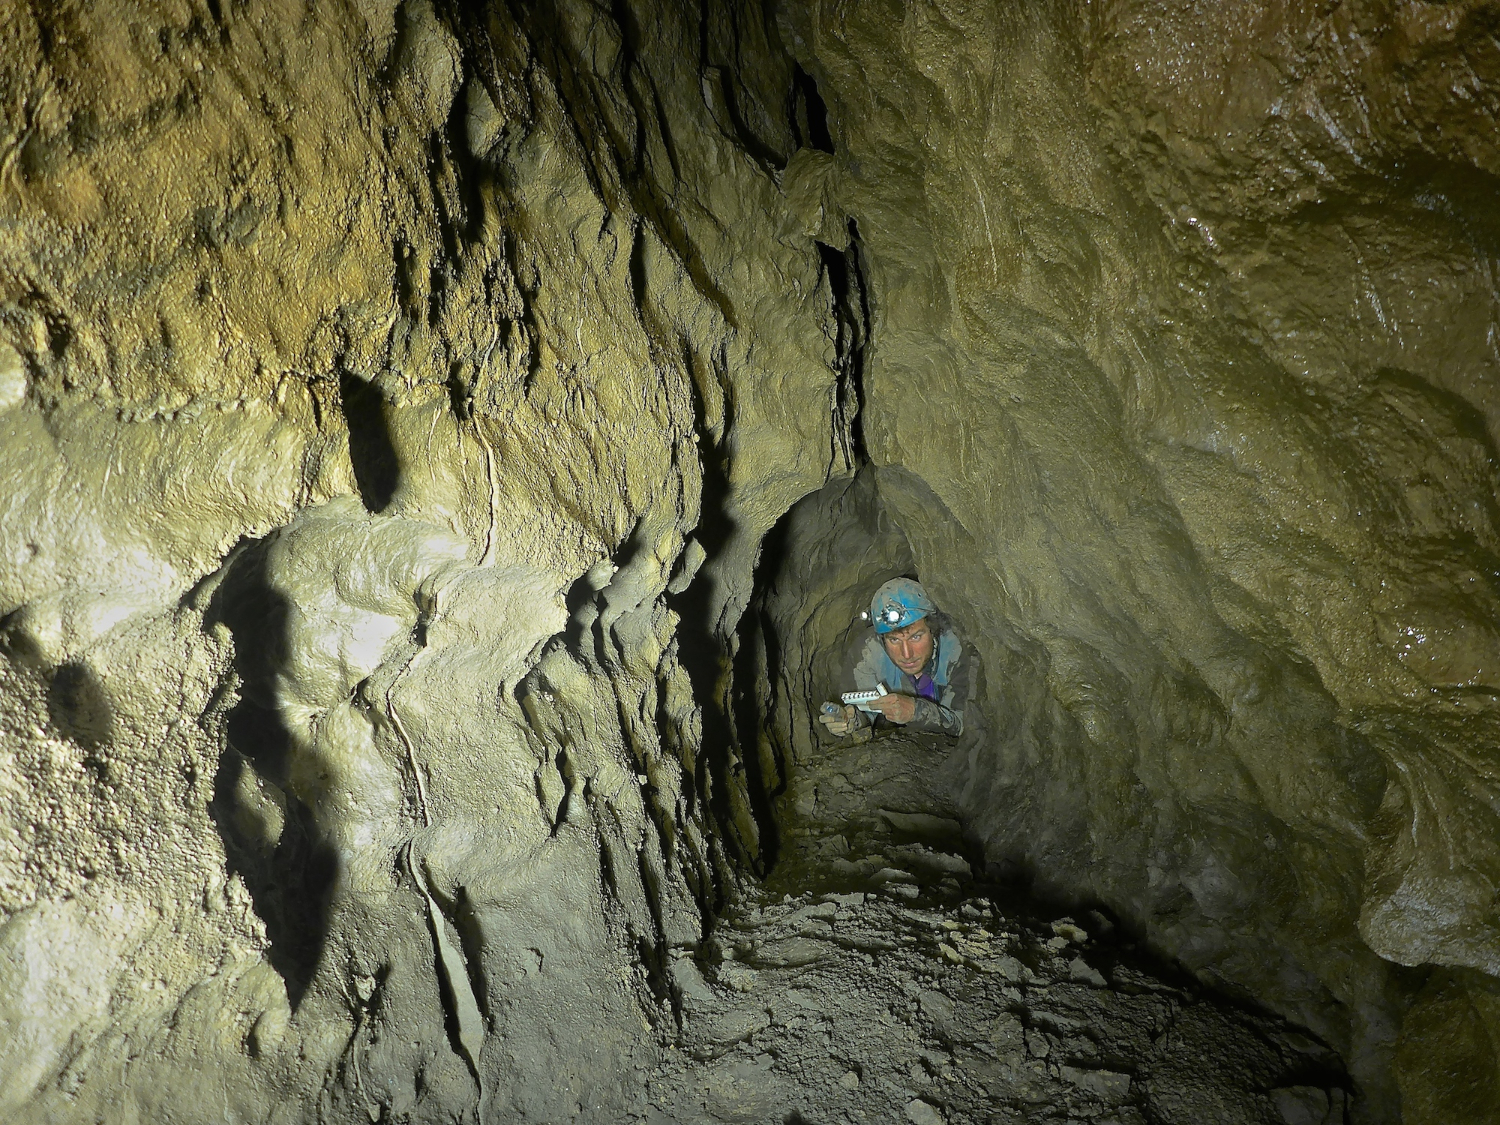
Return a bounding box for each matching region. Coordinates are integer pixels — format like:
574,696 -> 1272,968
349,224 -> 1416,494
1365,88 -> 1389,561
871,693 -> 918,724
818,703 -> 859,736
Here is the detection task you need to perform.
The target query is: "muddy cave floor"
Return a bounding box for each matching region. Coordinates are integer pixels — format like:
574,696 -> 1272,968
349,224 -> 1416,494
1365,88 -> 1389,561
637,733 -> 1351,1125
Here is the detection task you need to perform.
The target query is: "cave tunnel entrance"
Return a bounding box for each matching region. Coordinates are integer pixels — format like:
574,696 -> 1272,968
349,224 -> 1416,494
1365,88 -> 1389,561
731,467 -> 984,895
713,471 -> 1359,1120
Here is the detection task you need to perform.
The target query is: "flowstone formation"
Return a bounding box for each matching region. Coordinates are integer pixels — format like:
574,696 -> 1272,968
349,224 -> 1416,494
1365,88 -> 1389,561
2,1 -> 1499,1122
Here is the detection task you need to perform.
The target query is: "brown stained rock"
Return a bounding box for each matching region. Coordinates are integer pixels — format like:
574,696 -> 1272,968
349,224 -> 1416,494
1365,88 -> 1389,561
2,0 -> 1498,1121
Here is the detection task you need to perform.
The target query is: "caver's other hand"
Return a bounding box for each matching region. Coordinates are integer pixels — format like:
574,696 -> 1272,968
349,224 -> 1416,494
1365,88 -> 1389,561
818,703 -> 858,736
871,693 -> 918,724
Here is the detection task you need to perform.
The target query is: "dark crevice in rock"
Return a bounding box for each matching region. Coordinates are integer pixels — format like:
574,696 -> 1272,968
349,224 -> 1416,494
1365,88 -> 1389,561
818,217 -> 871,473
709,63 -> 787,174
512,0 -> 741,327
210,740 -> 335,1011
726,509 -> 794,874
444,361 -> 473,422
666,411 -> 752,876
790,62 -> 834,154
418,872 -> 493,1029
424,132 -> 463,326
634,844 -> 678,1001
435,66 -> 494,256
609,0 -> 650,179
648,76 -> 685,184
391,237 -> 420,318
634,931 -> 675,1019
406,849 -> 486,1084
697,0 -> 789,174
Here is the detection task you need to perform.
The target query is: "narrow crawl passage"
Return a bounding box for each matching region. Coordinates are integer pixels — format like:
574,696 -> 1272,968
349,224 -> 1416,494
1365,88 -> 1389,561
643,729 -> 1354,1125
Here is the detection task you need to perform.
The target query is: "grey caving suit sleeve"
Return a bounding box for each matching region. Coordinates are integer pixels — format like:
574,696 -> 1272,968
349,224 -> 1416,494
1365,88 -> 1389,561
909,646 -> 968,736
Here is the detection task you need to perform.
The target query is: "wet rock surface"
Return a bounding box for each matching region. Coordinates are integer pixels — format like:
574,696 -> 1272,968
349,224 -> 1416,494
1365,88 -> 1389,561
3,0 -> 1500,1121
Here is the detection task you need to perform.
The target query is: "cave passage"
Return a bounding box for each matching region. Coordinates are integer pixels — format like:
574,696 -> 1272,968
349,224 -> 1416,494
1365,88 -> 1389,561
685,472 -> 1358,1124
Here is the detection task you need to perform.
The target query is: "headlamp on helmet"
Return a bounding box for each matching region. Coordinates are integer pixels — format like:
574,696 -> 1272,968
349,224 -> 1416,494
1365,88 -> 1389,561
868,578 -> 936,635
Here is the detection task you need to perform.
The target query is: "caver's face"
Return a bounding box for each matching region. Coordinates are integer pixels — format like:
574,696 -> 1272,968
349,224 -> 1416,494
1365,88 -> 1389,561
881,618 -> 934,675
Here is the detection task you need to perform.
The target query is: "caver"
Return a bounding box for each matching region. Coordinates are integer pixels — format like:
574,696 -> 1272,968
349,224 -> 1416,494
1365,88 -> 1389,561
819,578 -> 971,740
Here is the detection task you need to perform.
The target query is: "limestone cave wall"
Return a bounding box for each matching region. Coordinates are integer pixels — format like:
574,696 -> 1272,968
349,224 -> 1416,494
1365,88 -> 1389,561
2,1 -> 1498,1122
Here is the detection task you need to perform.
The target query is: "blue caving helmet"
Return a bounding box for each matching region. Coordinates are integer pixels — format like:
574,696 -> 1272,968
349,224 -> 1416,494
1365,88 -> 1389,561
869,578 -> 935,634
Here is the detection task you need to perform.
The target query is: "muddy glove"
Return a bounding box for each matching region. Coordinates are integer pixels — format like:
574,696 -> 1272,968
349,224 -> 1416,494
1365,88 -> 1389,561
818,702 -> 859,736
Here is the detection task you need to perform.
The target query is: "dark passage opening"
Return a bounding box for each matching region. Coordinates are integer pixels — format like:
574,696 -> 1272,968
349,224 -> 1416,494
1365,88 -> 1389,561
728,469 -> 958,882
715,470 -> 1355,1122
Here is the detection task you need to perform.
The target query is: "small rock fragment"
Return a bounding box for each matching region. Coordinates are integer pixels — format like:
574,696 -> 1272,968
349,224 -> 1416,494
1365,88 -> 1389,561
700,1007 -> 771,1048
1270,1085 -> 1334,1125
905,1097 -> 947,1125
716,962 -> 758,993
750,937 -> 827,967
986,954 -> 1027,982
1068,956 -> 1107,987
1051,919 -> 1088,944
1060,1065 -> 1132,1104
670,956 -> 715,1004
918,989 -> 955,1025
839,1069 -> 861,1090
822,891 -> 865,906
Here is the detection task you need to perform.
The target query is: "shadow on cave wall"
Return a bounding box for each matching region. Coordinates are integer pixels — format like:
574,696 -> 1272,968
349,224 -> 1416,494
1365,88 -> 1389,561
46,661 -> 115,750
199,371 -> 404,1007
0,611 -> 120,761
205,545 -> 335,1010
339,371 -> 401,514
